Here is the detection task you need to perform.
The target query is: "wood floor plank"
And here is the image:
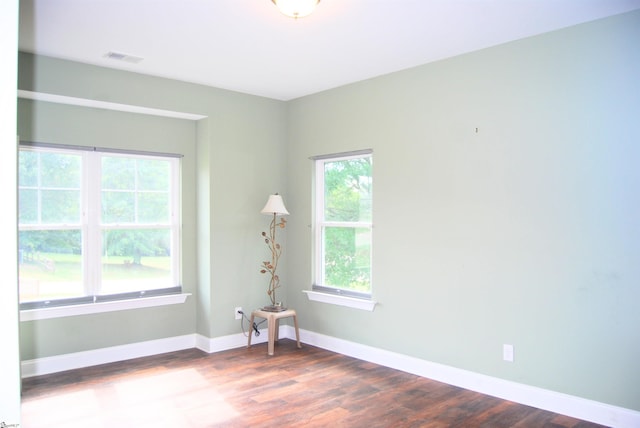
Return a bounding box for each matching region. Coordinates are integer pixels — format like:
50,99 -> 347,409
21,340 -> 608,427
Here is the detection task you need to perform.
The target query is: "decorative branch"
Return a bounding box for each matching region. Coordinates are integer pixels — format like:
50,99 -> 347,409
260,213 -> 287,306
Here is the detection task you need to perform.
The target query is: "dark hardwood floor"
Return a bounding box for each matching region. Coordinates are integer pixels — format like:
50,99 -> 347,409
21,340 -> 607,428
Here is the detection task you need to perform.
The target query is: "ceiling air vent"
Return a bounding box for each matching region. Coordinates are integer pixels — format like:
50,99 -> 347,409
104,51 -> 144,64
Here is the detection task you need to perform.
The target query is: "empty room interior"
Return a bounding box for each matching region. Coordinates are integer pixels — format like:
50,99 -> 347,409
2,0 -> 640,427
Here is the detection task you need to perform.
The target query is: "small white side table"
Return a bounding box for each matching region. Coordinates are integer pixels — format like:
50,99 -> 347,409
247,308 -> 302,356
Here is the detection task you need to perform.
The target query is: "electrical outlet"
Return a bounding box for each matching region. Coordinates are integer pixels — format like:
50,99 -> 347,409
503,344 -> 514,362
235,307 -> 243,320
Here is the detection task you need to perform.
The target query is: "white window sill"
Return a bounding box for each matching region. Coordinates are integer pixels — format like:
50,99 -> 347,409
303,290 -> 377,311
20,293 -> 191,321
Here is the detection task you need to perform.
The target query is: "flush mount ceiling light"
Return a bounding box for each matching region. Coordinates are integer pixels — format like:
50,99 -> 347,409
271,0 -> 321,19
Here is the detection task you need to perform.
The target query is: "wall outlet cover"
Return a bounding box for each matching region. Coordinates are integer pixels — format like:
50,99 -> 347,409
503,344 -> 514,362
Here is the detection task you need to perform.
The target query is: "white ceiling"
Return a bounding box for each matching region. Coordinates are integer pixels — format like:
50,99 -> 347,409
18,0 -> 640,101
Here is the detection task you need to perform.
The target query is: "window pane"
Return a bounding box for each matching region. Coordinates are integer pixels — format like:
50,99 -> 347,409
18,230 -> 83,302
137,159 -> 170,191
101,228 -> 172,295
19,151 -> 38,186
102,157 -> 135,190
18,150 -> 81,226
102,191 -> 135,223
41,189 -> 81,223
324,157 -> 372,222
19,189 -> 38,224
323,226 -> 371,292
138,192 -> 170,223
40,152 -> 81,188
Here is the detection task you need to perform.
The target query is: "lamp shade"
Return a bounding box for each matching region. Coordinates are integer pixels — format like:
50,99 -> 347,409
271,0 -> 320,19
261,194 -> 289,216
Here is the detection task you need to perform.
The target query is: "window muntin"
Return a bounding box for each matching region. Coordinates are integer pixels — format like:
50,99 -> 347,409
18,146 -> 181,307
314,152 -> 372,298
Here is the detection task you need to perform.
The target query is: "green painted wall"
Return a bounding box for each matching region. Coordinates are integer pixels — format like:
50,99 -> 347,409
285,11 -> 640,410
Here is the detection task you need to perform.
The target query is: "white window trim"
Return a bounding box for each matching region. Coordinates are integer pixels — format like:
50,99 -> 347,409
20,293 -> 191,321
303,290 -> 377,311
311,150 -> 373,305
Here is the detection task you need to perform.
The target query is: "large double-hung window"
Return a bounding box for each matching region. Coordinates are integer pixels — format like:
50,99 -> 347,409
18,143 -> 182,309
313,150 -> 372,299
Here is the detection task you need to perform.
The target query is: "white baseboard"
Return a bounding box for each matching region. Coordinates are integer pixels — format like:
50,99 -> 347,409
20,329 -> 271,378
21,326 -> 640,428
20,330 -> 270,378
289,326 -> 640,428
21,334 -> 197,378
195,329 -> 268,353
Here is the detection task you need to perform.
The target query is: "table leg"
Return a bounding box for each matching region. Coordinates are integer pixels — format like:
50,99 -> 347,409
267,315 -> 276,356
247,314 -> 255,348
293,314 -> 302,349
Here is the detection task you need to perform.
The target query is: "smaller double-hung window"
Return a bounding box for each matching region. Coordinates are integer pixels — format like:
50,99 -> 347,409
313,150 -> 372,299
